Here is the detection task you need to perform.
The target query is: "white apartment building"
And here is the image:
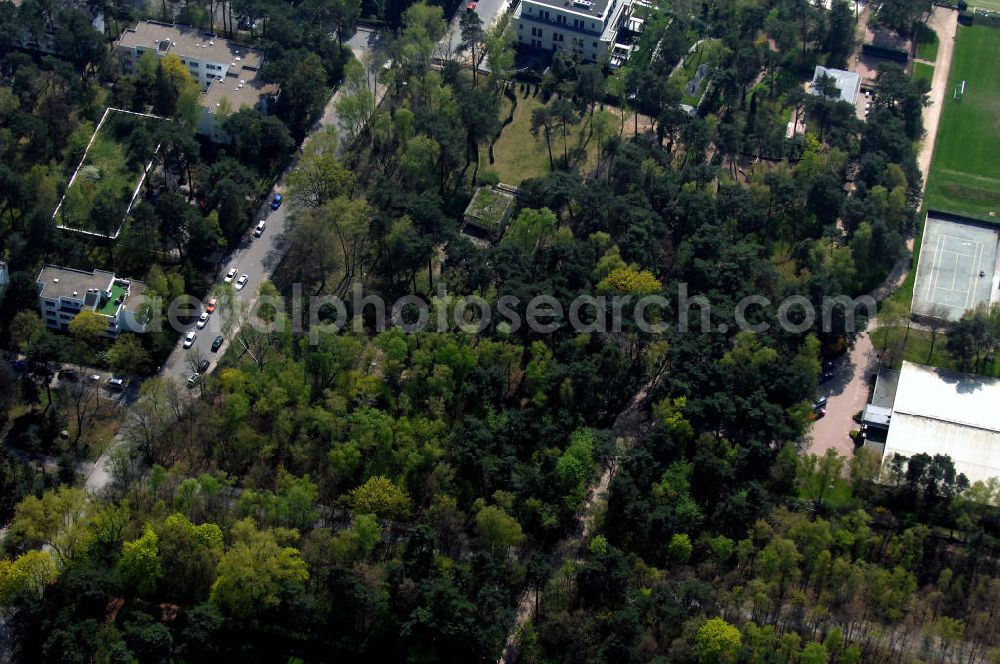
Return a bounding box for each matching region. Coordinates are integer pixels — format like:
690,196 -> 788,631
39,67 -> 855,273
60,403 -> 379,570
36,266 -> 150,338
513,0 -> 637,65
115,21 -> 279,141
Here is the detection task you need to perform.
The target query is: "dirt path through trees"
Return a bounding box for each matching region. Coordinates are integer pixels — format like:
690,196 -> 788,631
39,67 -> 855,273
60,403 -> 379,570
496,378 -> 658,664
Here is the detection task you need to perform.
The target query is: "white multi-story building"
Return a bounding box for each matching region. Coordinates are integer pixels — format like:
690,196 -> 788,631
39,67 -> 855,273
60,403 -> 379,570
115,21 -> 279,141
513,0 -> 636,65
36,266 -> 150,338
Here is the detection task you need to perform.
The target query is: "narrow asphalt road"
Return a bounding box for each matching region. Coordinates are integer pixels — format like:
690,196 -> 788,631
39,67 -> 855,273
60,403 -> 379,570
84,29 -> 383,494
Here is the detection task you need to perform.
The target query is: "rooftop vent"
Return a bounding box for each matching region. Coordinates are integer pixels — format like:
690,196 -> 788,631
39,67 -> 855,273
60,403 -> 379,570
209,40 -> 215,45
72,291 -> 78,297
573,0 -> 593,7
53,278 -> 60,284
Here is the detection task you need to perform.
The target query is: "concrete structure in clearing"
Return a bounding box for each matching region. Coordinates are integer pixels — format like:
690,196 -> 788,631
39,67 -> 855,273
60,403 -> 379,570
462,186 -> 516,246
115,21 -> 279,142
810,66 -> 861,105
36,265 -> 149,338
873,361 -> 1000,485
513,0 -> 641,66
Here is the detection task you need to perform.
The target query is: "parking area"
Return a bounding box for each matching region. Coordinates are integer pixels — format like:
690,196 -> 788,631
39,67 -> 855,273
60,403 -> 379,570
807,333 -> 877,459
49,365 -> 137,405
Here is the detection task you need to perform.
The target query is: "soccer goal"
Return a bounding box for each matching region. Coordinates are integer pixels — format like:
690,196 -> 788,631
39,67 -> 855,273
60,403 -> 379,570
955,80 -> 967,101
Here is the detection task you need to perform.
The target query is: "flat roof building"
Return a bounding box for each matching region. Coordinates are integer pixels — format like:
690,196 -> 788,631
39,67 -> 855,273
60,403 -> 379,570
810,66 -> 861,105
879,361 -> 1000,485
36,265 -> 149,338
513,0 -> 640,66
115,21 -> 279,142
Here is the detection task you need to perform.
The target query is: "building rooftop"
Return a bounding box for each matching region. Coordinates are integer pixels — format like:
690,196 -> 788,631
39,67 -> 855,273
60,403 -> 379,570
881,362 -> 1000,484
118,21 -> 264,70
871,368 -> 899,408
120,279 -> 146,313
37,265 -> 115,301
202,70 -> 279,114
810,66 -> 861,105
862,404 -> 893,427
524,0 -> 613,19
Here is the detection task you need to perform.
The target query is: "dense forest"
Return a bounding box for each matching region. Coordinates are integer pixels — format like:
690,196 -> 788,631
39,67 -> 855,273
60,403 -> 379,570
3,0 -> 1000,661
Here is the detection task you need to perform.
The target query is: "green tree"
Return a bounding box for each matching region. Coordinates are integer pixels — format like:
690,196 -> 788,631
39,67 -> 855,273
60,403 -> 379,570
10,310 -> 45,351
459,10 -> 485,87
800,643 -> 828,664
68,309 -> 108,345
157,513 -> 224,602
668,533 -> 693,562
695,617 -> 741,663
530,106 -> 556,171
287,128 -> 355,208
9,487 -> 93,564
502,207 -> 557,257
475,505 -> 525,552
119,523 -> 162,595
351,476 -> 411,520
330,0 -> 361,47
353,513 -> 382,561
107,334 -> 153,375
0,550 -> 58,603
209,519 -> 309,618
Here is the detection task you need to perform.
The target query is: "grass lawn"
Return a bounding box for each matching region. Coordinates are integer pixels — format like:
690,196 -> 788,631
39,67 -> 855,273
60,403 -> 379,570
912,61 -> 934,85
99,282 -> 127,315
871,323 -> 1000,376
915,23 -> 939,62
923,24 -> 1000,221
970,0 -> 1000,10
57,109 -> 163,236
483,90 -> 605,185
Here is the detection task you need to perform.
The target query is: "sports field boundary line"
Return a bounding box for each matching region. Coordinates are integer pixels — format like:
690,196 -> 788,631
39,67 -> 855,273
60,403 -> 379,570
935,168 -> 1000,186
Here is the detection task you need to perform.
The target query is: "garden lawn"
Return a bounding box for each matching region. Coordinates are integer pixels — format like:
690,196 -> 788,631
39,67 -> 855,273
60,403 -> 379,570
923,24 -> 1000,220
669,39 -> 726,106
58,109 -> 163,236
871,324 -> 1000,377
912,62 -> 934,85
915,23 -> 939,62
482,90 -> 605,185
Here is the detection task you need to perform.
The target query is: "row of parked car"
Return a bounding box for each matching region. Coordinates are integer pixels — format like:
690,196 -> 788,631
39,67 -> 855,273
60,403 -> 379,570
183,196 -> 278,388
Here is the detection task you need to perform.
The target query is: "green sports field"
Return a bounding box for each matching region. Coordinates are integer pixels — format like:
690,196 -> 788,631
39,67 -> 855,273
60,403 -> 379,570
924,24 -> 1000,221
971,0 -> 1000,12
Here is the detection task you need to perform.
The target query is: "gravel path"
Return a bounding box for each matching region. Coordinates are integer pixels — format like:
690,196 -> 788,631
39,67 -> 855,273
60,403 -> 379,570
916,7 -> 959,191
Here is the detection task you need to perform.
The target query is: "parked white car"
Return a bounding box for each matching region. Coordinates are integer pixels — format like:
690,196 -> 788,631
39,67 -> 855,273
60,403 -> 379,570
183,331 -> 196,348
